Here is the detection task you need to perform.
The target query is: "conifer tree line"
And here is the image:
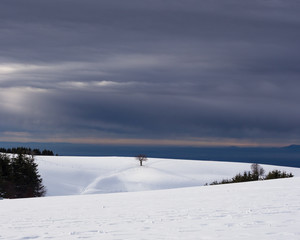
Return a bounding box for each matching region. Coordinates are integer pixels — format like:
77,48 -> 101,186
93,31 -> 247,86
0,154 -> 46,198
0,147 -> 55,156
208,163 -> 293,185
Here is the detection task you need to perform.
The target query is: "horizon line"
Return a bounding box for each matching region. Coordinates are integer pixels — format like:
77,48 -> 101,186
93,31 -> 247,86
0,137 -> 296,148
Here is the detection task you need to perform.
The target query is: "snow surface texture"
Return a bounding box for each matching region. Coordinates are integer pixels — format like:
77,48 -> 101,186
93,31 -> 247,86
1,156 -> 300,239
35,156 -> 300,196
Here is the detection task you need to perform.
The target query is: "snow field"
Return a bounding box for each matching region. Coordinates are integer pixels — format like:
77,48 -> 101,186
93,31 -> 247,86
1,177 -> 300,239
1,156 -> 300,239
35,156 -> 300,196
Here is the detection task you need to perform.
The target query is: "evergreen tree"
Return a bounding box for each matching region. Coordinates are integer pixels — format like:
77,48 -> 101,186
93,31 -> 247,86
32,149 -> 42,155
265,170 -> 293,180
0,153 -> 46,198
42,149 -> 54,156
0,147 -> 55,156
0,154 -> 11,197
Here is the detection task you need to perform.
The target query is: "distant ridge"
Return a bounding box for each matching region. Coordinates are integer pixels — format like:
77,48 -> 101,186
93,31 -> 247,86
282,145 -> 300,150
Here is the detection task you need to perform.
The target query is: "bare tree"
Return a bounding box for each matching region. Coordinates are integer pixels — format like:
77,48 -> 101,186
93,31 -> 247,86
136,154 -> 148,166
251,163 -> 265,180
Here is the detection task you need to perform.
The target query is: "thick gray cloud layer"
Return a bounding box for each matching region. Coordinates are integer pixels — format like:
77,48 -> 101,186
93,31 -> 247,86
1,0 -> 300,146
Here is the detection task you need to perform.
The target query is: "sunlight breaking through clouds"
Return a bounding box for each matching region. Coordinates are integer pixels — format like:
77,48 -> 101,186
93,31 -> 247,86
0,63 -> 46,76
58,80 -> 131,90
0,1 -> 300,146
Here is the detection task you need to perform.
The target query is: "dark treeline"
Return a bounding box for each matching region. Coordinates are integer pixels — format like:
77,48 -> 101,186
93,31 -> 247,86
0,153 -> 46,198
208,163 -> 293,185
0,147 -> 55,156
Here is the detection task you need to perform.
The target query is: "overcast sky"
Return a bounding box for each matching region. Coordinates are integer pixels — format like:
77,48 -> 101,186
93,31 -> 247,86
1,0 -> 300,147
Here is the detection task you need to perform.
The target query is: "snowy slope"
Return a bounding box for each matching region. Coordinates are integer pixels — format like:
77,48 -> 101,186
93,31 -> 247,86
1,156 -> 300,240
1,176 -> 300,240
35,156 -> 300,196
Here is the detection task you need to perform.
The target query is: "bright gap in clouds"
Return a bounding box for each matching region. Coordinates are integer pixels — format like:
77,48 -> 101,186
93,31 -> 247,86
1,1 -> 300,147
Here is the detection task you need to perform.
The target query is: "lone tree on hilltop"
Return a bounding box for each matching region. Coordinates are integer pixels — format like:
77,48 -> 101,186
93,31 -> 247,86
136,154 -> 147,166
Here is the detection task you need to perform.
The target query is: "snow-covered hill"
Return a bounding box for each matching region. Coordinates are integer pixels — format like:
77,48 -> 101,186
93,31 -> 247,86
1,156 -> 300,239
35,156 -> 300,196
1,176 -> 300,239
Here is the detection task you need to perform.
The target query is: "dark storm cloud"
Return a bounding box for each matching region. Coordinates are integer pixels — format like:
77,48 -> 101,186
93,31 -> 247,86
1,0 -> 300,145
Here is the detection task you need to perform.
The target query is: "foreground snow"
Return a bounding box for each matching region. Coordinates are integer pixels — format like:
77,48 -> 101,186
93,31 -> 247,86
1,177 -> 300,239
35,156 -> 300,196
1,156 -> 300,239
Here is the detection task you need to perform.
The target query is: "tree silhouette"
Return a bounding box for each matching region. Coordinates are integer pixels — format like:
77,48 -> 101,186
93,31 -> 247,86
0,153 -> 46,198
136,154 -> 148,166
251,163 -> 265,180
